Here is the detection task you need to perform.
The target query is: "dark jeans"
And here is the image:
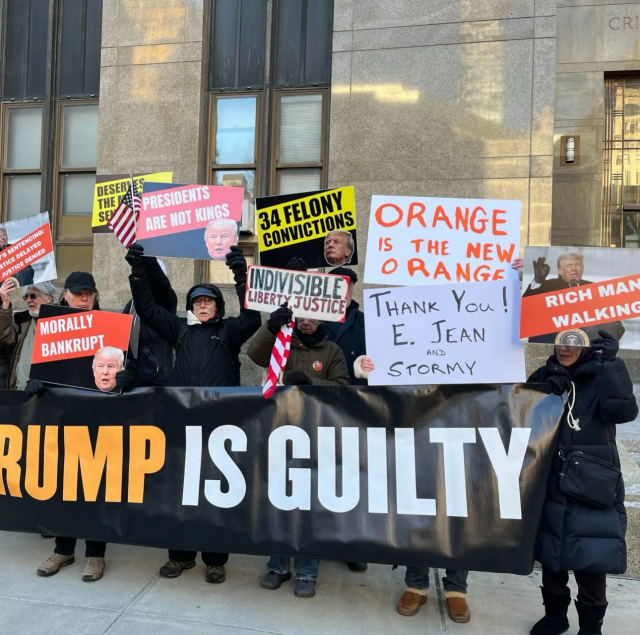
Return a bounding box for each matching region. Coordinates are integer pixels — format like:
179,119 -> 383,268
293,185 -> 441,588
267,556 -> 319,581
405,566 -> 469,594
542,566 -> 607,606
54,537 -> 106,558
168,550 -> 228,567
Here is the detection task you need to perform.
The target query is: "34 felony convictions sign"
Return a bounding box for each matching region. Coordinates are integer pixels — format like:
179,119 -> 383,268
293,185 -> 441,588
245,266 -> 350,321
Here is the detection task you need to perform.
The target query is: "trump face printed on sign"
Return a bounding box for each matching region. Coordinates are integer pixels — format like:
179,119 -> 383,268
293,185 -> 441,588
204,218 -> 239,260
92,346 -> 124,392
324,230 -> 354,266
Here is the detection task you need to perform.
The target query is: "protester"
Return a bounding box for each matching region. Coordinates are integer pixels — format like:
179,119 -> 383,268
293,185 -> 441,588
32,272 -> 109,582
92,347 -> 124,392
248,307 -> 350,598
397,568 -> 470,622
126,241 -> 261,584
121,257 -> 177,389
324,230 -> 354,266
527,330 -> 638,635
0,280 -> 56,390
204,218 -> 239,260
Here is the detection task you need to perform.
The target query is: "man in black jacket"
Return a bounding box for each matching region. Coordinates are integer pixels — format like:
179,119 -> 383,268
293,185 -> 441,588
125,242 -> 261,583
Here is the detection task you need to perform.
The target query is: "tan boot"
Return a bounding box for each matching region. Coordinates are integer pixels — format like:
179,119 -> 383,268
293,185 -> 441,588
37,553 -> 75,577
82,557 -> 105,582
445,592 -> 470,623
397,589 -> 427,616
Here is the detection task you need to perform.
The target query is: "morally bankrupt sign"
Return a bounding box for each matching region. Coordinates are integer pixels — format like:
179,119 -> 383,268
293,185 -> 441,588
0,223 -> 53,284
30,306 -> 132,393
257,187 -> 357,269
245,266 -> 350,321
364,279 -> 525,385
136,182 -> 244,260
91,172 -> 173,232
364,196 -> 521,286
0,385 -> 563,573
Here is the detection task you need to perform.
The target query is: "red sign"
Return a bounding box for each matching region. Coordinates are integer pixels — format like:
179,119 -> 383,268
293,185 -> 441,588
32,309 -> 132,364
137,183 -> 244,240
0,223 -> 53,282
520,273 -> 640,339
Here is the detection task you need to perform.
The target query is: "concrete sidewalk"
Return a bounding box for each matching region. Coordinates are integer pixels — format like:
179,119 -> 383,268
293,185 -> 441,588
0,532 -> 638,635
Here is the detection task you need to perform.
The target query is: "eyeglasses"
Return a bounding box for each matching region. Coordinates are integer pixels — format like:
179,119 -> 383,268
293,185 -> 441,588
25,293 -> 41,300
193,297 -> 214,306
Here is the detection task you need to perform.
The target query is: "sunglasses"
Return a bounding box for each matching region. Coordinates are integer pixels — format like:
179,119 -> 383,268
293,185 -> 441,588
25,293 -> 41,300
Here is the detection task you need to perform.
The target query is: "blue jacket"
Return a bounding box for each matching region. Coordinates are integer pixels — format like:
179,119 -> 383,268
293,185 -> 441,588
325,301 -> 365,385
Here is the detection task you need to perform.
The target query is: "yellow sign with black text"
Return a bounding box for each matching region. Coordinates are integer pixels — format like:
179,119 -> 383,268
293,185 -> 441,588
91,172 -> 173,233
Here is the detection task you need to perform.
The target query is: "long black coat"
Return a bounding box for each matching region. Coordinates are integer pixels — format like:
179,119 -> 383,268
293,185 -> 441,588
528,355 -> 638,574
324,301 -> 367,385
129,274 -> 261,387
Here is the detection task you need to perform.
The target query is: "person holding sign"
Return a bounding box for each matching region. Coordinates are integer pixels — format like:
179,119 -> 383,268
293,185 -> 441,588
126,242 -> 261,585
0,281 -> 56,390
527,332 -> 637,635
248,305 -> 350,598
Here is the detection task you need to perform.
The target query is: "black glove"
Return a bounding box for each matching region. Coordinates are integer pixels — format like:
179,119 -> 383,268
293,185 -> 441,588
126,243 -> 146,277
285,257 -> 307,272
225,245 -> 247,286
267,303 -> 293,335
591,330 -> 618,362
284,370 -> 312,386
25,380 -> 45,396
115,369 -> 136,392
532,257 -> 550,284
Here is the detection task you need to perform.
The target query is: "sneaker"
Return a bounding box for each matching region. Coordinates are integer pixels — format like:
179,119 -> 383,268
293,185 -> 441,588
261,571 -> 292,589
446,596 -> 470,623
397,590 -> 427,616
82,557 -> 105,582
205,565 -> 226,583
37,553 -> 75,577
159,559 -> 196,578
347,562 -> 368,572
294,579 -> 316,598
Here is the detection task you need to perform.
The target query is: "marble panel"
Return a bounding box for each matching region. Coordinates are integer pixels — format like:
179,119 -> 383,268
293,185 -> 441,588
535,0 -> 557,16
184,0 -> 205,43
532,37 -> 556,156
96,66 -> 119,170
101,47 -> 118,67
184,41 -> 204,62
333,31 -> 352,53
101,0 -> 121,48
529,177 -> 554,245
531,155 -> 554,177
117,43 -> 184,65
603,4 -> 640,62
552,177 -> 601,233
554,71 -> 603,121
558,0 -> 638,7
351,19 -> 535,51
535,15 -> 557,38
555,5 -> 599,64
353,0 -> 535,30
333,0 -> 354,31
118,0 -> 187,47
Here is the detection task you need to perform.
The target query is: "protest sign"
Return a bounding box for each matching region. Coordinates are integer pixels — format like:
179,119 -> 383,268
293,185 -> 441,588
520,246 -> 640,347
91,172 -> 173,232
30,305 -> 132,393
0,213 -> 56,286
257,187 -> 357,268
136,182 -> 244,260
363,279 -> 525,385
364,196 -> 521,286
0,384 -> 564,574
246,266 -> 349,321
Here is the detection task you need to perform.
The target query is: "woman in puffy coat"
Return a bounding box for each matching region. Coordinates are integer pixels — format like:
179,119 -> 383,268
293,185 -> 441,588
527,330 -> 638,635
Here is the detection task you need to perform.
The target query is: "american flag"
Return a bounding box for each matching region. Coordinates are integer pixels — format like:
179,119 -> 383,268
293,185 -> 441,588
263,320 -> 295,399
107,179 -> 141,248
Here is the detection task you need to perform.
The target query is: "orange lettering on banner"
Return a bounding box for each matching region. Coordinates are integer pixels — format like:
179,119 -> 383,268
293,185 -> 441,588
433,261 -> 452,281
407,202 -> 426,227
25,425 -> 58,501
0,425 -> 23,497
375,203 -> 403,227
63,427 -> 123,503
128,427 -> 166,504
408,259 -> 429,277
382,258 -> 398,274
432,205 -> 453,230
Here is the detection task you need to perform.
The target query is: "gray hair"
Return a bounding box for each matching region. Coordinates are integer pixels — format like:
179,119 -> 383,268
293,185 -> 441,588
92,347 -> 124,369
22,282 -> 57,303
204,218 -> 239,239
557,252 -> 584,269
325,230 -> 355,256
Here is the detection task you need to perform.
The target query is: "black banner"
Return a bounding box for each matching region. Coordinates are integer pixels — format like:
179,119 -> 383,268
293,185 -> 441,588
0,385 -> 563,574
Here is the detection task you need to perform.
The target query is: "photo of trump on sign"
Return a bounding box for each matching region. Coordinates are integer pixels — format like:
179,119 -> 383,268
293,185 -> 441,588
92,347 -> 125,392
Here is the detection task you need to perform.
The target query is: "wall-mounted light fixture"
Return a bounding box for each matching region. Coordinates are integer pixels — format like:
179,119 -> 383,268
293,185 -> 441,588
560,135 -> 580,166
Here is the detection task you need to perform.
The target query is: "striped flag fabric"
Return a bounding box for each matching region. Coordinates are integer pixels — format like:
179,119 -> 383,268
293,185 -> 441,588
107,179 -> 141,248
263,320 -> 295,399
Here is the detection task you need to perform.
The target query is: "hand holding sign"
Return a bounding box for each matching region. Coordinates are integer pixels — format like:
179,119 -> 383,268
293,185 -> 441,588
226,245 -> 248,286
0,279 -> 15,309
268,303 -> 293,335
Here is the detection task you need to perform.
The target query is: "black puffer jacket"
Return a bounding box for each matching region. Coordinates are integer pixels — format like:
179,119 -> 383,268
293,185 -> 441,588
528,354 -> 638,574
129,274 -> 261,387
324,301 -> 367,385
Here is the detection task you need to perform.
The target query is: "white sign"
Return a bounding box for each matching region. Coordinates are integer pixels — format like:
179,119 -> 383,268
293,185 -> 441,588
363,279 -> 525,385
246,265 -> 349,322
364,195 -> 521,286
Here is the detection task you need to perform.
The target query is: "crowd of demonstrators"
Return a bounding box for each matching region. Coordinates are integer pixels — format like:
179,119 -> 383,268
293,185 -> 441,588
126,242 -> 261,584
2,244 -> 637,634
